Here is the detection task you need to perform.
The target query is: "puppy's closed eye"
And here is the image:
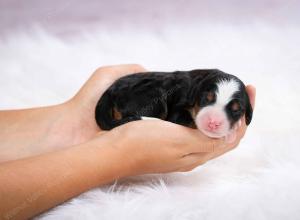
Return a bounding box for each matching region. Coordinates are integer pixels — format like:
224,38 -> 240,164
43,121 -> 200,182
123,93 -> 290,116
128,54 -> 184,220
206,92 -> 215,102
200,91 -> 216,106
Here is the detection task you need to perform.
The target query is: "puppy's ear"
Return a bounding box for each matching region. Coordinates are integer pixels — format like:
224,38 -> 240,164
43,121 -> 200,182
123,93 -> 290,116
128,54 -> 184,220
245,92 -> 253,125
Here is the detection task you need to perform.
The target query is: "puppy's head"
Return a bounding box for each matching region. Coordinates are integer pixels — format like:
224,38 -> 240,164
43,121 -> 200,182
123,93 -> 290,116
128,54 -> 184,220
190,71 -> 252,138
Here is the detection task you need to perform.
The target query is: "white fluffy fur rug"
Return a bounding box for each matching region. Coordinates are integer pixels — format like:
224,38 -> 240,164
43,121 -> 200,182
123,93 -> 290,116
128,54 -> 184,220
1,24 -> 300,219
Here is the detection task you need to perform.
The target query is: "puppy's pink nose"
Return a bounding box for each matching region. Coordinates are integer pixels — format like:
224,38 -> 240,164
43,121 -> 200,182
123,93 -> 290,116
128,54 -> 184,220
207,120 -> 222,131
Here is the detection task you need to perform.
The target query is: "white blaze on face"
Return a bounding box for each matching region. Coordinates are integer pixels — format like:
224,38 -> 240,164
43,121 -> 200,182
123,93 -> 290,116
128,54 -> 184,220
195,79 -> 240,139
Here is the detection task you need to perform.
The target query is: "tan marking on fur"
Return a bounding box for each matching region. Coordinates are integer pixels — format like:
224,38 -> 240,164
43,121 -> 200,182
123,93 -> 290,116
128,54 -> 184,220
112,107 -> 122,120
206,92 -> 215,102
189,104 -> 200,120
231,102 -> 240,111
189,122 -> 197,129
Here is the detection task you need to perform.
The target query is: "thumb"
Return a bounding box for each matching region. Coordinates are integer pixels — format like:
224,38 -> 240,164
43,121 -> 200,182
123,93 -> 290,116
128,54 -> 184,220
246,85 -> 256,109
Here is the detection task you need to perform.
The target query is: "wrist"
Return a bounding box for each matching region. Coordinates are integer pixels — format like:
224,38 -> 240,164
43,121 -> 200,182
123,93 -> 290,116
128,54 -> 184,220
63,98 -> 100,144
85,132 -> 136,183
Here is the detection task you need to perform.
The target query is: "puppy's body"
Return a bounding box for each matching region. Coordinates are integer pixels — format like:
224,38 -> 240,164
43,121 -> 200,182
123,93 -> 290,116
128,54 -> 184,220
95,69 -> 252,139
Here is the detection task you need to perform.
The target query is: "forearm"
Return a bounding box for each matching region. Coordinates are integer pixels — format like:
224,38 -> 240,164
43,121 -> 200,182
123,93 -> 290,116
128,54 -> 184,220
0,133 -> 128,220
0,102 -> 92,162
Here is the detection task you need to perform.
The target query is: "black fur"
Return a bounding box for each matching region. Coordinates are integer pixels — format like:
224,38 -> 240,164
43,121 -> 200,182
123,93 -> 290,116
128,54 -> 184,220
95,69 -> 252,130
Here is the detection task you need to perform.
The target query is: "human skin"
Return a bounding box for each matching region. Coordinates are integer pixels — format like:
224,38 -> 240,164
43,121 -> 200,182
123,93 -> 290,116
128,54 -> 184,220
0,64 -> 256,220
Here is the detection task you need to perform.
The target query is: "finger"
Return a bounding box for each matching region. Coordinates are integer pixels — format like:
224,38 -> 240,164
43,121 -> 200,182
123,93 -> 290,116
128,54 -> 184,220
227,116 -> 247,147
237,116 -> 247,139
76,64 -> 147,104
182,128 -> 226,153
205,139 -> 241,161
139,120 -> 225,153
179,152 -> 210,171
245,85 -> 256,109
96,64 -> 147,79
119,64 -> 147,73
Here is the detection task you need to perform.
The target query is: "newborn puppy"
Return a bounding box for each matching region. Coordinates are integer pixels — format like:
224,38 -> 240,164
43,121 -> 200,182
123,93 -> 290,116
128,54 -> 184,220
95,69 -> 252,141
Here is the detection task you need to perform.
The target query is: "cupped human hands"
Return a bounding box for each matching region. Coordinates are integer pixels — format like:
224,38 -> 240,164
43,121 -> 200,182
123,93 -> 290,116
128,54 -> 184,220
67,64 -> 255,174
99,84 -> 255,175
84,78 -> 255,175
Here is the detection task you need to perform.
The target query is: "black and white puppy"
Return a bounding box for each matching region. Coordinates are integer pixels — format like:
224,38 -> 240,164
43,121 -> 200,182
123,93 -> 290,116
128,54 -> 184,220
95,69 -> 252,142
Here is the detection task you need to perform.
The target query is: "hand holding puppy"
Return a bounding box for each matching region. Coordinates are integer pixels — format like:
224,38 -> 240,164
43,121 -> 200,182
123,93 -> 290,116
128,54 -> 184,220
74,65 -> 256,174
